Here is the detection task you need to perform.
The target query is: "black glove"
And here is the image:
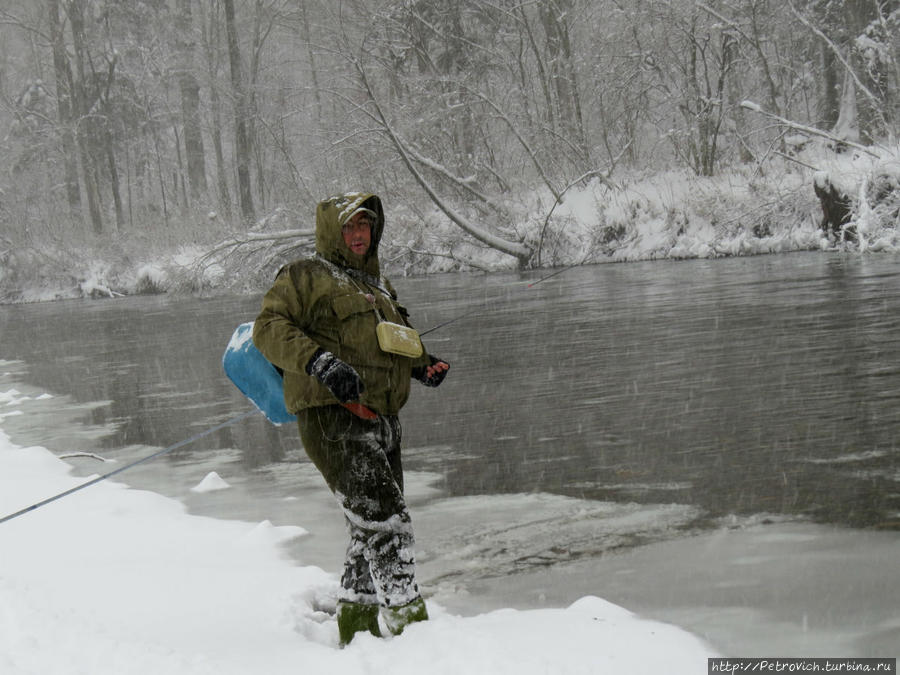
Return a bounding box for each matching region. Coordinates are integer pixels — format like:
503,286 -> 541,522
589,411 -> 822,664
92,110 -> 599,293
411,355 -> 449,388
306,349 -> 365,403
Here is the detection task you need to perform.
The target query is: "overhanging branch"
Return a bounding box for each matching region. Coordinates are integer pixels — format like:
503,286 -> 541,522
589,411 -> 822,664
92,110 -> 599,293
740,100 -> 881,158
354,60 -> 533,264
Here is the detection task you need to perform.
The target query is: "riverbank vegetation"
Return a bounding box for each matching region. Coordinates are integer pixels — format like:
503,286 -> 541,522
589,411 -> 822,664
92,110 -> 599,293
0,1 -> 897,302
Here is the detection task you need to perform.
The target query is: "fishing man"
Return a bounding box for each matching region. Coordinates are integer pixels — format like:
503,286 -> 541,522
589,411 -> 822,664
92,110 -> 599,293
252,192 -> 449,645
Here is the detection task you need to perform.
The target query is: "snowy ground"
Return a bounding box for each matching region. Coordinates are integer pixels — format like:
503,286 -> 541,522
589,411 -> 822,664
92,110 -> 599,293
0,404 -> 716,675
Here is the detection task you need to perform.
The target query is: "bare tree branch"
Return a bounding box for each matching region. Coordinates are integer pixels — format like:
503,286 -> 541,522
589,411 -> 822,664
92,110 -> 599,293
353,58 -> 533,265
786,1 -> 882,108
535,140 -> 631,265
468,88 -> 562,203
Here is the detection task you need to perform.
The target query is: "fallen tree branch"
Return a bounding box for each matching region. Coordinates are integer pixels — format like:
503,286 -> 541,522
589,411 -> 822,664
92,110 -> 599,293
59,452 -> 109,462
401,141 -> 492,205
200,229 -> 314,263
354,59 -> 533,265
235,229 -> 315,241
773,150 -> 820,172
740,100 -> 881,158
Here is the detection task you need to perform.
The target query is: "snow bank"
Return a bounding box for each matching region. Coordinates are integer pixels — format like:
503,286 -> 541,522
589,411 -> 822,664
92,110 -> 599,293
4,141 -> 898,302
386,142 -> 900,275
0,422 -> 715,674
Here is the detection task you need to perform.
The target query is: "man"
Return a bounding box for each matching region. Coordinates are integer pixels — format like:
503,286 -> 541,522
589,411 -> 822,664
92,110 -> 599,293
252,192 -> 449,646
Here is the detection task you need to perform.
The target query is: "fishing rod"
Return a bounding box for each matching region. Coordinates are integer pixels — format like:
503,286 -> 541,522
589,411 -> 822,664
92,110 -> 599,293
1,260 -> 584,525
0,410 -> 260,526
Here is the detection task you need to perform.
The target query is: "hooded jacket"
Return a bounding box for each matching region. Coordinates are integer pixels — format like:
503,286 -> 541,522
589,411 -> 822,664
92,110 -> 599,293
252,192 -> 431,415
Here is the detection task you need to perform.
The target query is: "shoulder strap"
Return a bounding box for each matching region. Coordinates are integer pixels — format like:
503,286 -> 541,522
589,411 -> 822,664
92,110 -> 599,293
315,254 -> 394,299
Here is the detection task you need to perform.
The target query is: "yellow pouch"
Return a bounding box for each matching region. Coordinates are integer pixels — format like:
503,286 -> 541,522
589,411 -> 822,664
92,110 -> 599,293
376,321 -> 423,358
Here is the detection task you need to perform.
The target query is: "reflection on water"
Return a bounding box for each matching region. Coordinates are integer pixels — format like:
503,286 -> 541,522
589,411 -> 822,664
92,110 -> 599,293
404,253 -> 900,530
1,252 -> 899,532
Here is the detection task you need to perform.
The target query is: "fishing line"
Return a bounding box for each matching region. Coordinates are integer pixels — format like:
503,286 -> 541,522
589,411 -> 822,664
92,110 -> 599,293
0,409 -> 260,525
526,262 -> 581,288
419,307 -> 483,337
420,262 -> 579,336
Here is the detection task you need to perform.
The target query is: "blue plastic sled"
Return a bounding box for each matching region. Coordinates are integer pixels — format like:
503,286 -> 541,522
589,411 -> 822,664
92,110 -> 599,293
223,322 -> 297,425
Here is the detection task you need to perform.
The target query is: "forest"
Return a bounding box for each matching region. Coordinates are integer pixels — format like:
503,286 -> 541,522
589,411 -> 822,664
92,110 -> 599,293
0,0 -> 897,300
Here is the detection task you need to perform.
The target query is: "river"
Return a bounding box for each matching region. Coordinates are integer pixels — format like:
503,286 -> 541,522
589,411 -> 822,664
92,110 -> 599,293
1,251 -> 898,657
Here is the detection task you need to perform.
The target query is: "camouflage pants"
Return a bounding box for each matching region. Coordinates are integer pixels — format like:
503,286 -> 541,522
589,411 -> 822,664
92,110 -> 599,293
297,405 -> 421,608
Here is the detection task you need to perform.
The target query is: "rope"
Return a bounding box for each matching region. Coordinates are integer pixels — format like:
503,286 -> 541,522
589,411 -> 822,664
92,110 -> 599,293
0,408 -> 260,526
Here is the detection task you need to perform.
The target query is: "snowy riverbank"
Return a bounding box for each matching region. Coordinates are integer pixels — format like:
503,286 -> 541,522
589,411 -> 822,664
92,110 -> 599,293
0,410 -> 716,675
4,142 -> 898,304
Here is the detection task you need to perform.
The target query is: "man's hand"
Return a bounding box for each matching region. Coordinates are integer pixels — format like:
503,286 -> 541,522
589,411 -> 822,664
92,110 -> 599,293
306,349 -> 366,403
412,356 -> 450,388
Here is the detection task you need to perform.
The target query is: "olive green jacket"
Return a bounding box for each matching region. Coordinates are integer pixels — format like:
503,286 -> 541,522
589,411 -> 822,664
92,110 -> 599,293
252,192 -> 431,415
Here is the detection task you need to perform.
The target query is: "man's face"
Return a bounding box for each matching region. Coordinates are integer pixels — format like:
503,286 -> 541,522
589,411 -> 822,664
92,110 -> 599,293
342,212 -> 372,256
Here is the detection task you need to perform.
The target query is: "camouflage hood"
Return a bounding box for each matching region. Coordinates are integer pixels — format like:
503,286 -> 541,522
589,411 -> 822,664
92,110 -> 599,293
315,192 -> 385,277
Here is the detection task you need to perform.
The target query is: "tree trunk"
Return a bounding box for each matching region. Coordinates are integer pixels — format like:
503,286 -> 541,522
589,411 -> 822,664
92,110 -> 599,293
517,6 -> 555,129
539,0 -> 588,161
209,84 -> 233,221
300,0 -> 321,117
176,0 -> 208,202
149,97 -> 171,228
814,173 -> 854,241
843,0 -> 889,143
821,44 -> 841,129
201,3 -> 233,220
249,0 -> 266,213
222,0 -> 255,224
106,132 -> 124,231
67,0 -> 104,235
47,0 -> 81,216
98,54 -> 124,231
172,124 -> 188,211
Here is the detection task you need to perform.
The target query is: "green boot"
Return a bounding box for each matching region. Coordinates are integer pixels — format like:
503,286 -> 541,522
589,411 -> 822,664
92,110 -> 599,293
382,597 -> 429,636
337,601 -> 381,646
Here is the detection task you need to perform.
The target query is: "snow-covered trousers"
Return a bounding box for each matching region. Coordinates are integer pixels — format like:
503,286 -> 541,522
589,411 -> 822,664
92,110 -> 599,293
296,405 -> 421,608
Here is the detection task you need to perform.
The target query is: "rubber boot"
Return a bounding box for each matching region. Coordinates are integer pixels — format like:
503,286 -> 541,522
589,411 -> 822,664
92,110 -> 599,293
382,596 -> 429,636
337,601 -> 381,646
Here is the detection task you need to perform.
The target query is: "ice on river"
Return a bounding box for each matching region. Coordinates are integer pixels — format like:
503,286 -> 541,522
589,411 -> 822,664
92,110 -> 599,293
190,470 -> 232,493
0,411 -> 715,675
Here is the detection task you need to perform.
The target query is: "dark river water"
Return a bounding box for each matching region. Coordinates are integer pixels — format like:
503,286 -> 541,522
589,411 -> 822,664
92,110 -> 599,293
1,251 -> 899,656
